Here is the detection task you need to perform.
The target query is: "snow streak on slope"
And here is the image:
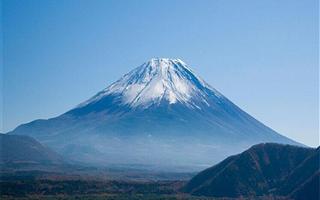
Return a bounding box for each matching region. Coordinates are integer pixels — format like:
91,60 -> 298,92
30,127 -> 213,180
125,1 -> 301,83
78,58 -> 223,109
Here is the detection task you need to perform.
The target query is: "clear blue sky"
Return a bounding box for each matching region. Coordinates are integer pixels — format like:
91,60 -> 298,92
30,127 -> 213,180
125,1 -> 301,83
2,0 -> 319,146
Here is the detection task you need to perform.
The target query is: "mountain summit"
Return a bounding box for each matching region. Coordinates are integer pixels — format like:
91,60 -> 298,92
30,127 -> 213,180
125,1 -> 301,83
78,58 -> 221,109
10,58 -> 299,171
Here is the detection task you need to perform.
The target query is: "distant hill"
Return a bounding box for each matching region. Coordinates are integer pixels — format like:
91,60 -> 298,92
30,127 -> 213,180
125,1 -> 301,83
183,143 -> 319,199
0,134 -> 64,166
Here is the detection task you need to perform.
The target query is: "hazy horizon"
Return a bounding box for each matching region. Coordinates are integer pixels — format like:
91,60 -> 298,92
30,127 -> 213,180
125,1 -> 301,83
2,0 -> 319,147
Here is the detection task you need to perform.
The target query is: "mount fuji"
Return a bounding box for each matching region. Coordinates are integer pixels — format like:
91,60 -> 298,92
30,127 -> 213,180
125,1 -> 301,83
9,58 -> 299,171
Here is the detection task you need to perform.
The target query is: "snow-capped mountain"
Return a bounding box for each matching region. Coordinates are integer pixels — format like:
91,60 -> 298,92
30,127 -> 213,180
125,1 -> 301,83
9,58 -> 299,171
78,58 -> 220,109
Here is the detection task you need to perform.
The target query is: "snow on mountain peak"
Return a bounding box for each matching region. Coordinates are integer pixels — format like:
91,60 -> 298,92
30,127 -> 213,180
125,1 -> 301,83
79,58 -> 222,109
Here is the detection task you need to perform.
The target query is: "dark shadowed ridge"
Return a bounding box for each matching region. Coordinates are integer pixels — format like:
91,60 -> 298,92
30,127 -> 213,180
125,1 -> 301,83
278,147 -> 320,195
183,143 -> 319,199
289,171 -> 320,200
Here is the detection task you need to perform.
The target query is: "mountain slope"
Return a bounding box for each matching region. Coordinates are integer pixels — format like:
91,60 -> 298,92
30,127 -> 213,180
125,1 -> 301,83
183,143 -> 319,199
278,147 -> 319,196
0,134 -> 64,166
289,171 -> 320,200
9,58 -> 299,170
